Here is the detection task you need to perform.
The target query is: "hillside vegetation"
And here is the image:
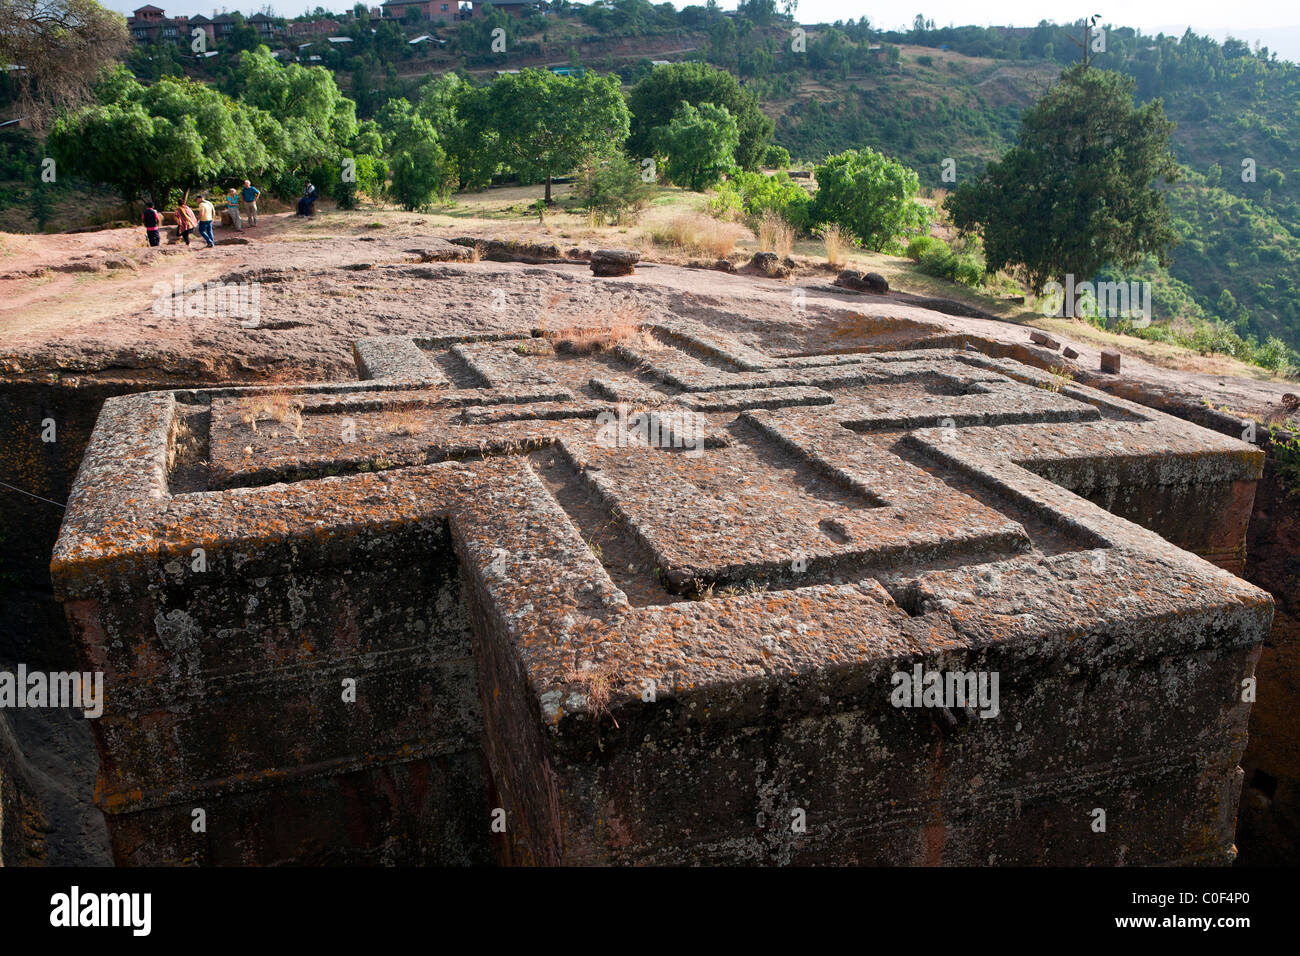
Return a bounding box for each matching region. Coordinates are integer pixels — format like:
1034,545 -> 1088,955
3,2 -> 1299,373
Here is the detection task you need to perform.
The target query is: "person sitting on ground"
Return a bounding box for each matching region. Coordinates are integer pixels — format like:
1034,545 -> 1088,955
240,179 -> 260,226
225,187 -> 242,231
296,181 -> 318,217
195,194 -> 216,247
142,201 -> 161,247
175,198 -> 198,247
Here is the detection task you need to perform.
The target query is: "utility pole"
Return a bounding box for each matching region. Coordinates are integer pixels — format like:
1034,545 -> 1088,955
1065,13 -> 1102,69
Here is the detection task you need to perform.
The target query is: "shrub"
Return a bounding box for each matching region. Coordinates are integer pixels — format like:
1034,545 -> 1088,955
329,153 -> 387,210
577,153 -> 656,225
729,170 -> 812,233
707,182 -> 743,220
917,245 -> 984,287
951,253 -> 985,287
762,144 -> 791,168
906,235 -> 948,261
811,148 -> 929,251
1267,425 -> 1300,497
1256,336 -> 1291,373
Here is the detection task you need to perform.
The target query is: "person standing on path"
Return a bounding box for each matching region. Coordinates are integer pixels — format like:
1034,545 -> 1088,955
240,179 -> 260,226
175,198 -> 198,246
195,194 -> 216,247
225,187 -> 242,231
142,201 -> 161,246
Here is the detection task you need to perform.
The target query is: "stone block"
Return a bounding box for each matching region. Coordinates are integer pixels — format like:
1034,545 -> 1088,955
589,249 -> 639,277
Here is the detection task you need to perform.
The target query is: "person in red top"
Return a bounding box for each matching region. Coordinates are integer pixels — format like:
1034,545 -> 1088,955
175,199 -> 198,247
142,202 -> 161,246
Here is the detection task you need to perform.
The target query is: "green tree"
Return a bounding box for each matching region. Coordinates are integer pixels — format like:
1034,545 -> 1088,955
127,38 -> 184,82
810,148 -> 929,250
374,19 -> 408,61
487,69 -> 630,203
49,67 -> 273,205
576,152 -> 656,224
456,4 -> 510,63
225,13 -> 261,53
225,47 -> 361,198
945,64 -> 1180,292
232,47 -> 357,171
729,169 -> 812,231
377,98 -> 455,210
415,73 -> 499,190
627,62 -> 773,170
654,101 -> 738,191
737,0 -> 779,25
389,138 -> 453,211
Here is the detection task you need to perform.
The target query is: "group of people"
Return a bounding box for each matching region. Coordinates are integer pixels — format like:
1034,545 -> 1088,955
140,178 -> 266,248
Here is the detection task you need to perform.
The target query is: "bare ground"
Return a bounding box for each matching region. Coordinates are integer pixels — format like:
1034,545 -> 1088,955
1,209 -> 1296,424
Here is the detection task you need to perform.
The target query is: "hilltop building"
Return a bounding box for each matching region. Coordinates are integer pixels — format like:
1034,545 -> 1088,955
379,0 -> 463,21
126,7 -> 252,45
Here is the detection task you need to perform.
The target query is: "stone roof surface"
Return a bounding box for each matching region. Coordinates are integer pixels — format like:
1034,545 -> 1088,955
51,323 -> 1273,864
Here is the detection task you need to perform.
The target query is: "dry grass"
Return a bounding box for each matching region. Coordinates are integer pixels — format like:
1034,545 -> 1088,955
649,213 -> 747,258
1039,365 -> 1075,393
541,297 -> 659,355
633,231 -> 657,259
546,299 -> 660,356
383,406 -> 428,437
821,223 -> 848,268
925,187 -> 954,230
166,409 -> 206,473
564,662 -> 620,728
241,392 -> 304,437
756,211 -> 794,258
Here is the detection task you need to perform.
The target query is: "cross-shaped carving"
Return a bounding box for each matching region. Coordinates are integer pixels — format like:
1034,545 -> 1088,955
53,324 -> 1271,865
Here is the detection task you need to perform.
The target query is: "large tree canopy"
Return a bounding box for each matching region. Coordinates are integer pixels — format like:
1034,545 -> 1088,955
376,96 -> 453,210
626,62 -> 773,171
416,72 -> 497,191
486,68 -> 629,202
228,47 -> 358,172
46,57 -> 363,206
410,69 -> 628,197
945,64 -> 1181,293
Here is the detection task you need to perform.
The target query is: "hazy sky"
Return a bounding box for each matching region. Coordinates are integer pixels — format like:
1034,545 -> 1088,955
104,0 -> 1300,58
806,1 -> 1298,33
